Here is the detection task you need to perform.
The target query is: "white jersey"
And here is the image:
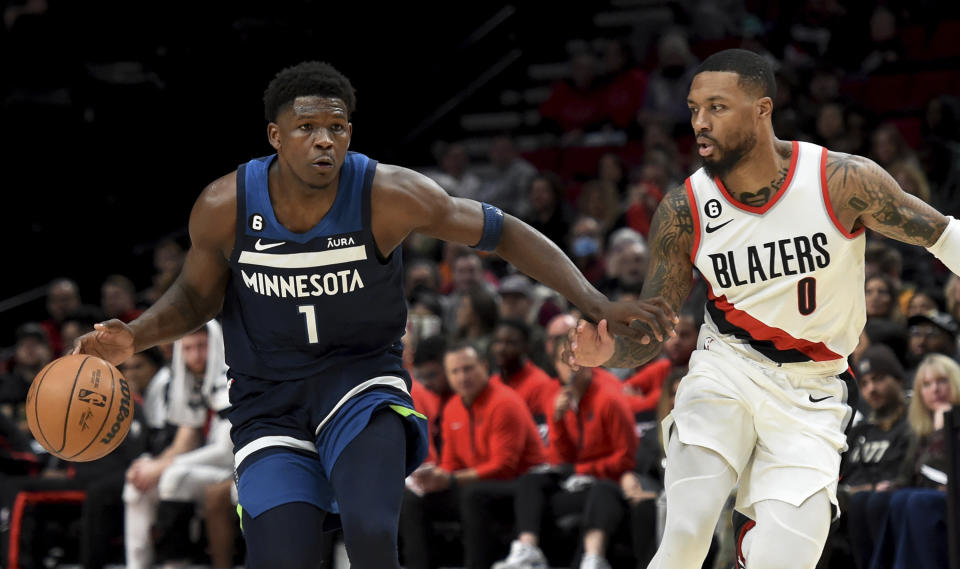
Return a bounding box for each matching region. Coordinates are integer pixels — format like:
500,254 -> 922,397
687,141 -> 865,370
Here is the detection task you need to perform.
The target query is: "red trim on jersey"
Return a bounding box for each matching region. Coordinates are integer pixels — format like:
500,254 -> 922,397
714,140 -> 800,215
819,146 -> 866,239
707,284 -> 842,361
736,519 -> 756,568
685,177 -> 701,263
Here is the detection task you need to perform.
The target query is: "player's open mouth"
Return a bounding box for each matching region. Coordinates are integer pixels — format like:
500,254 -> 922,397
312,159 -> 334,169
698,142 -> 714,157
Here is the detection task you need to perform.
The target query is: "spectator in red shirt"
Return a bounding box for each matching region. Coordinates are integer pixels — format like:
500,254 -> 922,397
578,369 -> 685,569
400,343 -> 547,569
101,274 -> 144,323
39,277 -> 82,355
491,320 -> 559,425
491,340 -> 637,569
410,335 -> 453,464
622,312 -> 698,415
543,313 -> 622,394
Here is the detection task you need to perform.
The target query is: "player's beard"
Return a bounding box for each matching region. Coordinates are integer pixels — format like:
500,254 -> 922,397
700,131 -> 757,178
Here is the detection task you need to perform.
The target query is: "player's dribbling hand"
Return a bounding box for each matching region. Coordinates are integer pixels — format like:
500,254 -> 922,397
72,319 -> 135,366
601,297 -> 677,345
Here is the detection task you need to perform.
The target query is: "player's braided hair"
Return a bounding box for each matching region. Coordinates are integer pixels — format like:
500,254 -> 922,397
263,61 -> 356,122
695,49 -> 776,100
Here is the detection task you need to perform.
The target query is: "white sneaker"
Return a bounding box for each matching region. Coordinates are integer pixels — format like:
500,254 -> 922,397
491,539 -> 549,569
579,553 -> 612,569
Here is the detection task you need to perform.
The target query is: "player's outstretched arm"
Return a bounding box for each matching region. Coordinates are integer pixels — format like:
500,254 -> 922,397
74,175 -> 235,364
825,152 -> 948,246
572,184 -> 695,368
371,165 -> 676,346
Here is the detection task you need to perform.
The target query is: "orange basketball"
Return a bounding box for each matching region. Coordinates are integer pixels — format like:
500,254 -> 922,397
25,354 -> 134,462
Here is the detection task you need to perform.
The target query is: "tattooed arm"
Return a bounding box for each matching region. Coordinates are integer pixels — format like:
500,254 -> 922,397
573,184 -> 695,368
825,152 -> 948,245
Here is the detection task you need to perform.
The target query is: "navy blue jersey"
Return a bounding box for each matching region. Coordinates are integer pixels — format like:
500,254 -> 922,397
222,152 -> 407,381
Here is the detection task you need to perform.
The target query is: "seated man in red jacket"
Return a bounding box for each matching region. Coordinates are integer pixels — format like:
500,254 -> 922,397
621,311 -> 698,416
491,319 -> 559,426
492,339 -> 638,569
400,342 -> 548,569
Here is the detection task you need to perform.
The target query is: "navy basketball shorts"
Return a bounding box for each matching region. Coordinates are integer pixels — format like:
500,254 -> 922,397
227,373 -> 429,522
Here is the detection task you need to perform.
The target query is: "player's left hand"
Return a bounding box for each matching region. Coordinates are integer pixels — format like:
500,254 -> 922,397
566,319 -> 614,368
128,458 -> 164,492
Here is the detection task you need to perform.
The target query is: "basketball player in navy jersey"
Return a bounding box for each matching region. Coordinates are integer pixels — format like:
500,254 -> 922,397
72,61 -> 676,569
569,49 -> 960,569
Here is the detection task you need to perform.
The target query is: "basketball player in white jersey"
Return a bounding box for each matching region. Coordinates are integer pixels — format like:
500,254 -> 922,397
568,49 -> 960,569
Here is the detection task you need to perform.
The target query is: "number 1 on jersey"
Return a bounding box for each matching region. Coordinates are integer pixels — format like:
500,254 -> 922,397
298,305 -> 319,343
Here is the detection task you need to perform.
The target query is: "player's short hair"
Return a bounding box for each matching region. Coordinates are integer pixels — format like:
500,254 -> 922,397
695,49 -> 776,100
263,61 -> 357,122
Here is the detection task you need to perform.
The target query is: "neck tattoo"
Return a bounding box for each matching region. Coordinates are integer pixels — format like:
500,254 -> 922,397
734,165 -> 789,207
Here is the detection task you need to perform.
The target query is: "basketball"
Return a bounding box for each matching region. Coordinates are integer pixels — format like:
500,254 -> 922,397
25,354 -> 134,462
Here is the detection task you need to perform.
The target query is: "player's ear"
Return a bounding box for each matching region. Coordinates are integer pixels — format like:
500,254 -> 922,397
347,122 -> 353,149
267,122 -> 281,151
757,97 -> 773,119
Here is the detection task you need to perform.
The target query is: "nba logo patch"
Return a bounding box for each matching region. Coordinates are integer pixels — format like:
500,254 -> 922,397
77,389 -> 107,407
704,337 -> 715,351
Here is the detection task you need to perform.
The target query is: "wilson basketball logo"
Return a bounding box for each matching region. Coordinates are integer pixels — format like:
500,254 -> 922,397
99,377 -> 132,445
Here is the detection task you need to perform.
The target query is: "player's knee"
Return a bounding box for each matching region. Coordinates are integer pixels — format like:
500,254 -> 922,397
340,513 -> 398,568
747,530 -> 824,569
252,545 -> 318,569
341,499 -> 397,547
157,463 -> 187,499
203,480 -> 232,508
665,511 -> 716,542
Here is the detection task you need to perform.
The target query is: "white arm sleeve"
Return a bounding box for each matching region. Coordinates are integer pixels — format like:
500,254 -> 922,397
925,216 -> 960,277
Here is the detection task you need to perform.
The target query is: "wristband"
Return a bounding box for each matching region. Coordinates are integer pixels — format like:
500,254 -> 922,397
473,202 -> 504,251
926,216 -> 960,277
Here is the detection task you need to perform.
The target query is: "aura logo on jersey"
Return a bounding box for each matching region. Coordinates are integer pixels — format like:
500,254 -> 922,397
708,232 -> 831,288
327,236 -> 356,248
240,269 -> 365,298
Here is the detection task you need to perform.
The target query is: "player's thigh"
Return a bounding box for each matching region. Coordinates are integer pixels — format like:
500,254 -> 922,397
742,380 -> 849,515
667,349 -> 758,475
235,448 -> 332,522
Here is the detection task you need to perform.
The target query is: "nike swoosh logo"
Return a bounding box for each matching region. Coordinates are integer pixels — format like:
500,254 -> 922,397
808,394 -> 832,403
705,219 -> 733,233
254,239 -> 286,251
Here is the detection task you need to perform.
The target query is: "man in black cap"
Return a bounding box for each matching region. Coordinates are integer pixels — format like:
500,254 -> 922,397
906,310 -> 959,383
841,344 -> 913,569
498,275 -> 551,371
0,323 -> 54,428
